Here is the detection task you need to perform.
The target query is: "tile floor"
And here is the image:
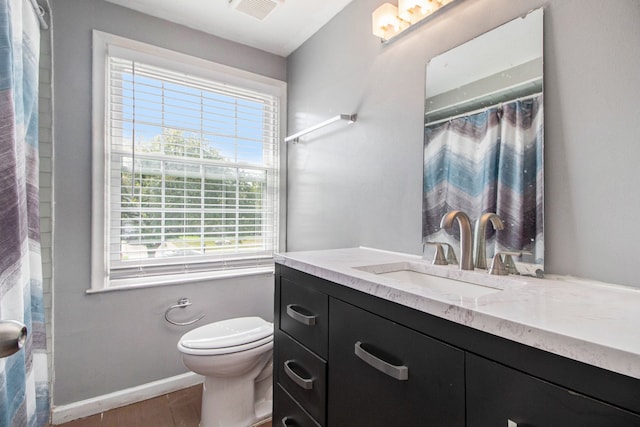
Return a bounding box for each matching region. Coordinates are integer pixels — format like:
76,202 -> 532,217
49,385 -> 272,427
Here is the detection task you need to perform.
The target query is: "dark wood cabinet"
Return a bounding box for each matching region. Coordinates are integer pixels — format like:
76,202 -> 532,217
274,264 -> 640,426
327,298 -> 465,426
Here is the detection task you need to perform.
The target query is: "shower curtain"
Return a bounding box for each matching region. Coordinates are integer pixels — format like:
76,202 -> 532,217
0,1 -> 49,426
423,95 -> 544,264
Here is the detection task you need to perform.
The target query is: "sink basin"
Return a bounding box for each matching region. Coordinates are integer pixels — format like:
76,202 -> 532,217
354,262 -> 503,298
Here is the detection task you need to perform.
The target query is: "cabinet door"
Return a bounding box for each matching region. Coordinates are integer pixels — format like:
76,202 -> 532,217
328,298 -> 465,426
467,353 -> 640,427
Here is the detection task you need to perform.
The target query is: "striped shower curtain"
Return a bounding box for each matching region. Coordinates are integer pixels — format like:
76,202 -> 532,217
423,95 -> 544,264
0,1 -> 49,426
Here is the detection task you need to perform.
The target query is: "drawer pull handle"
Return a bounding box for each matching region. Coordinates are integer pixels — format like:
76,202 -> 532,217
354,341 -> 409,381
286,304 -> 317,326
284,360 -> 314,390
507,421 -> 518,427
282,416 -> 298,426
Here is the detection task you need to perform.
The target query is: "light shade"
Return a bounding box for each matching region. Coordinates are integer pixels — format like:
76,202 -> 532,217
398,0 -> 440,23
372,0 -> 460,42
372,3 -> 409,41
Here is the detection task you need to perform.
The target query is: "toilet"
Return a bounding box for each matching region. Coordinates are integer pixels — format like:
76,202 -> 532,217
177,316 -> 274,427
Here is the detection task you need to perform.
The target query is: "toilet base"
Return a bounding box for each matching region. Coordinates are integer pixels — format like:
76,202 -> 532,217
200,353 -> 272,427
253,375 -> 273,421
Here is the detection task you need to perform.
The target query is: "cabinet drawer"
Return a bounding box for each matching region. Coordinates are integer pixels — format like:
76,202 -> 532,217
280,277 -> 328,358
276,330 -> 326,426
328,298 -> 465,426
274,385 -> 321,427
467,353 -> 640,426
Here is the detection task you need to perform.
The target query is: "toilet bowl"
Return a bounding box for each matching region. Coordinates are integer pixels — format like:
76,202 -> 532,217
178,317 -> 274,427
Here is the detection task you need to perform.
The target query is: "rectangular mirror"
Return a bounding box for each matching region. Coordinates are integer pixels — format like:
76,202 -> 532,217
422,8 -> 544,269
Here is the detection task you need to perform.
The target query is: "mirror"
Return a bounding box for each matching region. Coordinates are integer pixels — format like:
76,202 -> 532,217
422,8 -> 544,270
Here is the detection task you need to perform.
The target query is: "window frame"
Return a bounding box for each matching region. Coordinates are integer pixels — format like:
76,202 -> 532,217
91,31 -> 287,292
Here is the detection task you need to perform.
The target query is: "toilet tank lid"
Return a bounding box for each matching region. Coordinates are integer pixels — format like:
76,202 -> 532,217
180,316 -> 273,350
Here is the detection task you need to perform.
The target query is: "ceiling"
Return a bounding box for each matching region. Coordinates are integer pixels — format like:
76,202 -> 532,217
104,0 -> 354,57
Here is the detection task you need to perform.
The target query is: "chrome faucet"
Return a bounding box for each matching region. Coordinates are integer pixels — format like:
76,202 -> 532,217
473,213 -> 505,270
440,210 -> 474,270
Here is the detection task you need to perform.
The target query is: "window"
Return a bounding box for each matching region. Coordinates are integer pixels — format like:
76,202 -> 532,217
91,32 -> 285,290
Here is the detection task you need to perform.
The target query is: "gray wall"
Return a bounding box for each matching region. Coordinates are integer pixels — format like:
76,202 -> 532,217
286,0 -> 640,288
51,0 -> 286,405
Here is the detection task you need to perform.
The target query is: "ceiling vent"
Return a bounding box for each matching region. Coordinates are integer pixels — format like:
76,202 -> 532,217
228,0 -> 284,21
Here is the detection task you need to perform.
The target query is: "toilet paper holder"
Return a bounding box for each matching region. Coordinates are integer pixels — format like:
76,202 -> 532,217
165,298 -> 205,326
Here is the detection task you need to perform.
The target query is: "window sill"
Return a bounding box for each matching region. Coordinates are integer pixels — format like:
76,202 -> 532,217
86,265 -> 274,294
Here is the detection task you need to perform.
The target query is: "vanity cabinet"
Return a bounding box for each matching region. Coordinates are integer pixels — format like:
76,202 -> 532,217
274,264 -> 640,426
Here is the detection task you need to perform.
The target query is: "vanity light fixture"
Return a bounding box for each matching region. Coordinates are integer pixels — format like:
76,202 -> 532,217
398,0 -> 439,24
372,0 -> 461,42
371,3 -> 409,40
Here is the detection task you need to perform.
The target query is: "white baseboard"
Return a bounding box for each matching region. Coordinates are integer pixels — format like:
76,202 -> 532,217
50,372 -> 203,425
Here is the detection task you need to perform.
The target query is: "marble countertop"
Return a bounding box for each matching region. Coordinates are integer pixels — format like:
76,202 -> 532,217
275,247 -> 640,380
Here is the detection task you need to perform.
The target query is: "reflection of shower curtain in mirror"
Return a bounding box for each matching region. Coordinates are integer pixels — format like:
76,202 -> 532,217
423,95 -> 543,264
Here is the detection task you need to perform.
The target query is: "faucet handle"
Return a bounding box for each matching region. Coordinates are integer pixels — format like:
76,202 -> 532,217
488,252 -> 508,275
489,251 -> 532,275
501,251 -> 532,275
442,243 -> 458,265
423,242 -> 448,265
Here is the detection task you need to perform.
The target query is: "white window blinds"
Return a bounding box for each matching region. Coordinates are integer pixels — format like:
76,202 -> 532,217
105,54 -> 279,283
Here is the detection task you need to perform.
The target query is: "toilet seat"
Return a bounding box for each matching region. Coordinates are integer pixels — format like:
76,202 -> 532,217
178,316 -> 273,356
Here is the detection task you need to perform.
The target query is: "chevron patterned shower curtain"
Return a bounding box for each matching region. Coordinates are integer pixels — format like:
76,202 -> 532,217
423,95 -> 544,264
0,1 -> 49,426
